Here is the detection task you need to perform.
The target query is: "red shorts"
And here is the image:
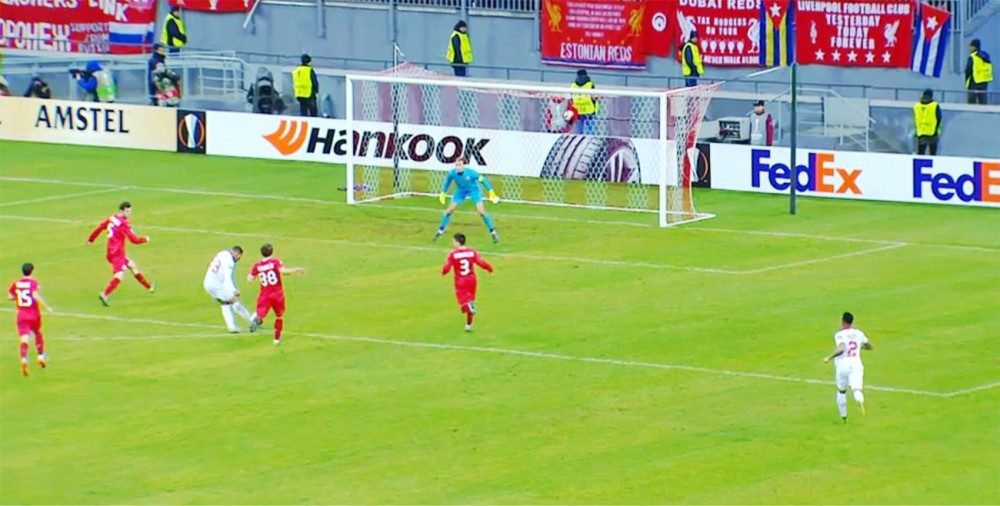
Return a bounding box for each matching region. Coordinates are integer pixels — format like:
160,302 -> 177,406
454,279 -> 477,306
16,317 -> 41,337
108,255 -> 134,274
256,294 -> 286,320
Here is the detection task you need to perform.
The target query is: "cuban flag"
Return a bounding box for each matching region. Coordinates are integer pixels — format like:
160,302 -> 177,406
911,2 -> 951,78
109,22 -> 155,54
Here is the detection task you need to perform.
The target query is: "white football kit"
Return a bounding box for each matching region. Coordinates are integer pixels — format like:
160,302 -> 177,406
833,327 -> 869,391
203,250 -> 238,302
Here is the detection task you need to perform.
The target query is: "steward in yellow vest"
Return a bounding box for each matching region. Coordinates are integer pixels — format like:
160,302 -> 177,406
965,39 -> 993,105
681,31 -> 705,87
571,69 -> 598,135
446,20 -> 473,77
292,53 -> 319,117
913,89 -> 942,156
160,6 -> 186,53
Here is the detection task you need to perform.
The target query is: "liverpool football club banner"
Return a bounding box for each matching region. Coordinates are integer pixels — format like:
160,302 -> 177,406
674,0 -> 761,67
795,0 -> 915,68
541,0 -> 647,70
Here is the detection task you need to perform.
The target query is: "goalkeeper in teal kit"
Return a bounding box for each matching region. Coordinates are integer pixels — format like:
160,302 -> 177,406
433,156 -> 501,244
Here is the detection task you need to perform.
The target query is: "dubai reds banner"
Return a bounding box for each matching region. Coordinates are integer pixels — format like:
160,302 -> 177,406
541,0 -> 647,70
168,0 -> 253,13
0,0 -> 156,54
674,0 -> 761,67
795,0 -> 915,68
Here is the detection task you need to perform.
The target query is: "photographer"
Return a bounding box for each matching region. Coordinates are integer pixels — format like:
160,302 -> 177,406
23,76 -> 52,99
152,63 -> 182,107
72,61 -> 117,103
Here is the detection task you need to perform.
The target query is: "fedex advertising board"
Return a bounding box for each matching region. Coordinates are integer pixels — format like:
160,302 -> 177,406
710,143 -> 1000,208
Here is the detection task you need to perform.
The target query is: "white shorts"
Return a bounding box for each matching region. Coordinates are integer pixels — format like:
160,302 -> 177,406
835,364 -> 864,391
203,280 -> 237,303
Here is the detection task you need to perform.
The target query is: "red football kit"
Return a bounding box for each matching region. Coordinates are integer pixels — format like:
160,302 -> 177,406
442,247 -> 493,307
8,277 -> 41,337
87,213 -> 148,273
250,257 -> 286,320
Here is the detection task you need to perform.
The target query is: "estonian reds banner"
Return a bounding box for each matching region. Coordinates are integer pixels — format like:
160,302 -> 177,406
674,0 -> 761,67
795,0 -> 915,68
541,0 -> 647,70
0,0 -> 156,54
169,0 -> 253,13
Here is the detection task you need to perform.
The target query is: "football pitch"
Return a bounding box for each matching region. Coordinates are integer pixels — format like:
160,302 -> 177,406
0,140 -> 998,504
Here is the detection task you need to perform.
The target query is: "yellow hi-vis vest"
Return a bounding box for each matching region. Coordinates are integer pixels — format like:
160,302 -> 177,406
913,101 -> 940,136
970,51 -> 994,85
94,70 -> 117,103
292,66 -> 314,98
571,81 -> 597,116
681,41 -> 704,77
160,13 -> 186,47
446,31 -> 473,64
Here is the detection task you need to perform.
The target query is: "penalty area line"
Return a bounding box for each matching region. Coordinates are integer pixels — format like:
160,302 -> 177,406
0,308 -> 962,398
0,188 -> 122,208
59,332 -> 232,342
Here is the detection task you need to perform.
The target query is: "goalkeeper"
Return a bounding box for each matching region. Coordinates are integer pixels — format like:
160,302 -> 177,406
433,156 -> 500,244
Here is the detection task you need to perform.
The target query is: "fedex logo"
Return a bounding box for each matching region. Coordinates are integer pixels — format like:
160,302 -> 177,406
750,149 -> 862,194
913,159 -> 1000,203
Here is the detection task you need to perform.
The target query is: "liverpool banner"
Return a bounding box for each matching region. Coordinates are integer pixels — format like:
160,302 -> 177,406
541,0 -> 647,70
0,0 -> 156,54
674,0 -> 760,67
170,0 -> 252,12
795,0 -> 915,68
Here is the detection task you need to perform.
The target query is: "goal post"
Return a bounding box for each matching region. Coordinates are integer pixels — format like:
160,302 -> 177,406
345,68 -> 719,227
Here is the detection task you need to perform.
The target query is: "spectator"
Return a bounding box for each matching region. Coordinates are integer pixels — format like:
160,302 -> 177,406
446,20 -> 473,77
23,76 -> 52,99
571,69 -> 598,135
148,43 -> 168,105
749,99 -> 774,146
74,61 -> 117,103
681,31 -> 704,87
161,5 -> 187,54
153,63 -> 182,107
913,88 -> 942,156
292,54 -> 319,117
965,39 -> 993,105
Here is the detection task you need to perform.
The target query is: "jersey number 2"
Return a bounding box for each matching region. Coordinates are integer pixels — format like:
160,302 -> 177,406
459,259 -> 472,276
846,341 -> 859,357
260,271 -> 279,287
15,289 -> 34,307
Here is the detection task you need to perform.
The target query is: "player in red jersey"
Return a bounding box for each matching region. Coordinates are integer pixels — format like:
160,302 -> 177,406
442,232 -> 493,331
86,201 -> 155,306
247,243 -> 305,345
8,263 -> 54,377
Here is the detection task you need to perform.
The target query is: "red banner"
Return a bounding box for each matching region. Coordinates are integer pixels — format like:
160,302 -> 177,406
795,0 -> 915,68
541,0 -> 647,70
642,0 -> 675,57
0,0 -> 156,54
170,0 -> 252,13
674,0 -> 760,67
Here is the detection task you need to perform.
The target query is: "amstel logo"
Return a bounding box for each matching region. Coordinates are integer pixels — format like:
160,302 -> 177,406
263,120 -> 310,156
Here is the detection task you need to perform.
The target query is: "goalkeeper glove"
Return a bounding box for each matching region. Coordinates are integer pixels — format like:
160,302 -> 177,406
439,192 -> 448,205
488,190 -> 500,204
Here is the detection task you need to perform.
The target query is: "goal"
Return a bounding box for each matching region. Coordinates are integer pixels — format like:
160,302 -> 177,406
344,65 -> 718,227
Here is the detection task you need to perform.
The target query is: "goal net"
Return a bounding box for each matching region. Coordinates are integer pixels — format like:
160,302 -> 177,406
345,65 -> 719,227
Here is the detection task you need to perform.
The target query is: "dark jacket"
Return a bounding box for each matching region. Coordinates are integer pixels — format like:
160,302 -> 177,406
24,77 -> 52,99
148,52 -> 166,96
77,60 -> 102,94
965,50 -> 992,86
166,15 -> 187,46
450,21 -> 468,65
574,74 -> 592,87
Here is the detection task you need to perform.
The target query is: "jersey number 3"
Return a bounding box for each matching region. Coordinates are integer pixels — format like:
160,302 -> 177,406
260,270 -> 279,287
459,258 -> 472,276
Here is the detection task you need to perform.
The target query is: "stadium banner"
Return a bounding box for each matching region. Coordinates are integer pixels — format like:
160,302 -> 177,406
168,0 -> 253,13
204,111 -> 679,185
710,143 -> 1000,208
0,0 -> 157,54
540,0 -> 647,70
0,97 -> 175,151
674,0 -> 760,67
794,0 -> 915,68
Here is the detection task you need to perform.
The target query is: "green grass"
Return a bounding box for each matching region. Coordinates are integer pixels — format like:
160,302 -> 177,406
0,141 -> 998,505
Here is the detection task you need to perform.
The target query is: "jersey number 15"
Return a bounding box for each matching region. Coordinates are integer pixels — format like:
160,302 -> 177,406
15,289 -> 34,308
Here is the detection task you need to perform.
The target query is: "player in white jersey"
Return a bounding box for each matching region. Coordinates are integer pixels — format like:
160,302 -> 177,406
823,312 -> 874,422
203,246 -> 256,333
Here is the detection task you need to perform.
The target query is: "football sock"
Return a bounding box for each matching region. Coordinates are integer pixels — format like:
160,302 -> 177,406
221,304 -> 237,330
35,332 -> 45,355
274,318 -> 283,341
19,341 -> 28,360
438,212 -> 453,232
853,390 -> 865,405
481,213 -> 495,233
104,277 -> 122,296
133,272 -> 153,290
466,311 -> 474,326
836,391 -> 848,418
232,302 -> 254,323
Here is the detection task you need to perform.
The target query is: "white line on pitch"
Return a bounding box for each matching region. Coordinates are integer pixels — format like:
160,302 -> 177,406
944,381 -> 1000,397
0,188 -> 121,208
60,332 -> 231,341
739,243 -> 909,274
5,176 -> 999,252
0,307 -> 957,398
